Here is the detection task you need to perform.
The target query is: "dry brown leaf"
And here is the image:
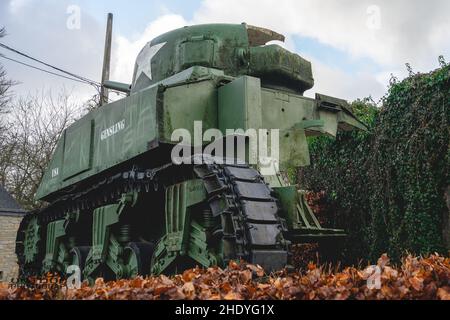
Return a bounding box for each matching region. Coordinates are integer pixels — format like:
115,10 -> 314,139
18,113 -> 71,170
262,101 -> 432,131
182,281 -> 195,299
246,264 -> 265,277
239,270 -> 252,284
94,277 -> 105,287
383,266 -> 398,280
223,291 -> 243,300
437,287 -> 450,300
377,254 -> 390,268
409,276 -> 424,291
182,269 -> 197,282
0,287 -> 10,300
228,260 -> 240,270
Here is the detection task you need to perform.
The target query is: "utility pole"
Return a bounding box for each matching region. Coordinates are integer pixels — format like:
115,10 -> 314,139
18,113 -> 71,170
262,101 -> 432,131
100,13 -> 113,106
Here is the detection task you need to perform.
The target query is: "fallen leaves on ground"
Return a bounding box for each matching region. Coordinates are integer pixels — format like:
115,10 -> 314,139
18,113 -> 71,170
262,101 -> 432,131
0,254 -> 448,300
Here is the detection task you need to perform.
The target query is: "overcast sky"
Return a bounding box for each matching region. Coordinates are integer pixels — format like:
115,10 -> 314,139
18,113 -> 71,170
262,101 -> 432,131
1,0 -> 449,103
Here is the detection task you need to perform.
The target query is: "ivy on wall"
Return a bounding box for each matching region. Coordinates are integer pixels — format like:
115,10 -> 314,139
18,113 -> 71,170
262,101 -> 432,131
299,63 -> 450,263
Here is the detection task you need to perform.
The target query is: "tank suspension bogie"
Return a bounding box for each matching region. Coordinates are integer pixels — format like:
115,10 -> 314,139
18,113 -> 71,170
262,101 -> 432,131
16,160 -> 294,281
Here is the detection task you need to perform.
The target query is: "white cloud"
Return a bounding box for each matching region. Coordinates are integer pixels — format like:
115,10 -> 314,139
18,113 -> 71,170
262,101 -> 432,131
307,59 -> 386,101
111,14 -> 187,84
193,0 -> 450,70
9,0 -> 30,14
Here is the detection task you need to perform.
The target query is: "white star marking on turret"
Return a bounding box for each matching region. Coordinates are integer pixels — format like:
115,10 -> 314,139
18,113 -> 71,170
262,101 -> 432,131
135,41 -> 167,81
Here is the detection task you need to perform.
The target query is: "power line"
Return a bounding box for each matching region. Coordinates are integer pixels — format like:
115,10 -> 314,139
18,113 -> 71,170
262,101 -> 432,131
0,55 -> 94,85
0,42 -> 100,87
0,42 -> 129,100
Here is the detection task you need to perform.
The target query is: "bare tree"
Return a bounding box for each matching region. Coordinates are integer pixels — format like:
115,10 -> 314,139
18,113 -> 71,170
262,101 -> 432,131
0,90 -> 83,210
0,64 -> 13,113
0,27 -> 16,133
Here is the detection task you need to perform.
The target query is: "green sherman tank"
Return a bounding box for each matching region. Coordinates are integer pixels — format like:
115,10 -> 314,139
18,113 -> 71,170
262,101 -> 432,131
16,23 -> 366,282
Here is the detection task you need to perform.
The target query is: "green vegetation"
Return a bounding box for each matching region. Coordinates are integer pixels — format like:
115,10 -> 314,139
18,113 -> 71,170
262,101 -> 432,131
299,63 -> 450,262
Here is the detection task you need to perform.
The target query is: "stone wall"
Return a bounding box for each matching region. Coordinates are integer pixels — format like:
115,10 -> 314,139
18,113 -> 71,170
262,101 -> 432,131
0,215 -> 22,282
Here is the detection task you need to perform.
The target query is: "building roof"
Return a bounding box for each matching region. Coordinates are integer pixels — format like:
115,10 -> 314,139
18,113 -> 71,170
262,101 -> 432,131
0,185 -> 26,216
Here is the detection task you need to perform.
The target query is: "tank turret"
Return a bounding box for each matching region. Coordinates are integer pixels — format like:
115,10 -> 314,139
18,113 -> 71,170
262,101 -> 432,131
132,23 -> 314,95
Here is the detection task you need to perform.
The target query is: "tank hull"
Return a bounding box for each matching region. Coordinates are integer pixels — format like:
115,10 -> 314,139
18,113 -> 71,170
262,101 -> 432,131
18,24 -> 366,280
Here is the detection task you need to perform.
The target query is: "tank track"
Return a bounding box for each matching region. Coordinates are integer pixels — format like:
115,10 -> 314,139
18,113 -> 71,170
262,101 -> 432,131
16,159 -> 289,277
194,161 -> 289,271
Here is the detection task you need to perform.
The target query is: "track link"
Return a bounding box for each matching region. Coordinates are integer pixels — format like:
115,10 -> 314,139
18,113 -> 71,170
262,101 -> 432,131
195,161 -> 290,271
